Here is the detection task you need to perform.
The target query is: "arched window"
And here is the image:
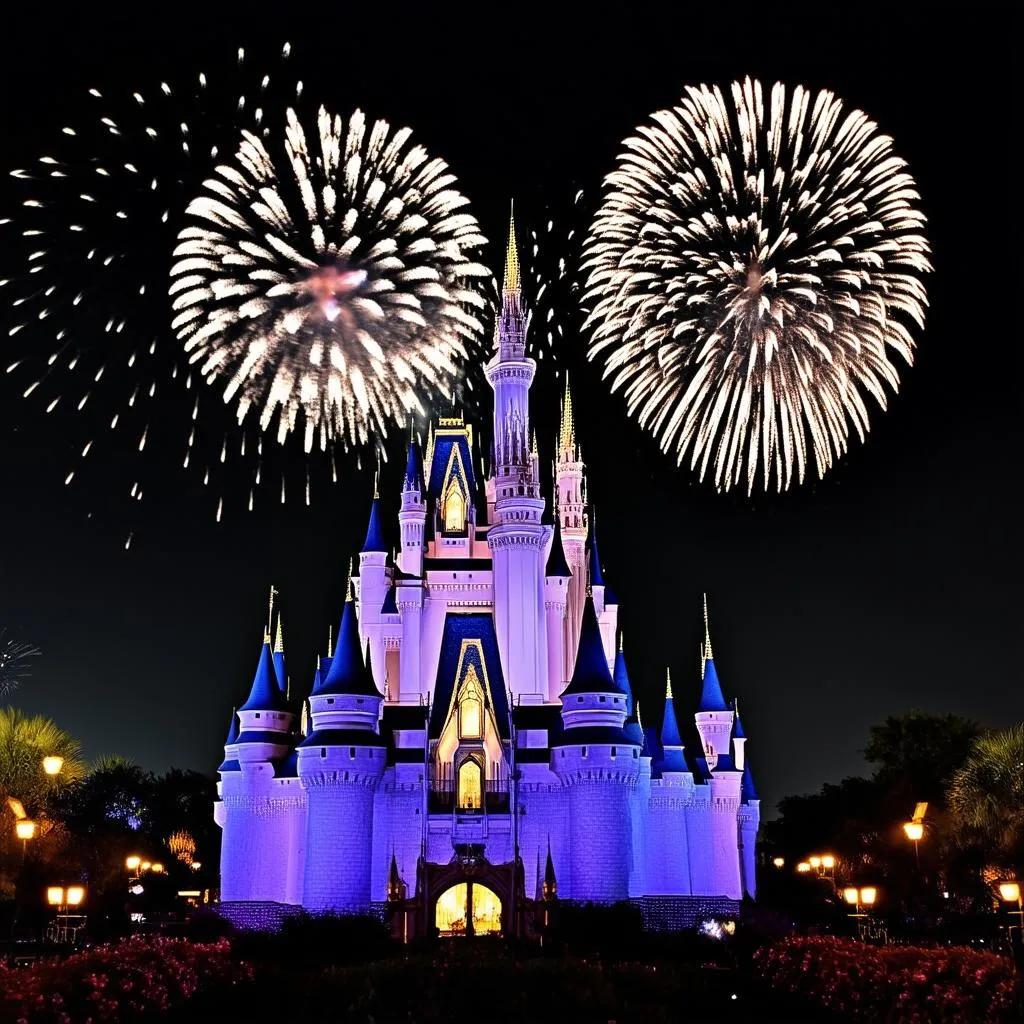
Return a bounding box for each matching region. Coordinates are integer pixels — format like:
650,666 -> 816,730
458,758 -> 483,810
458,662 -> 484,740
443,480 -> 465,532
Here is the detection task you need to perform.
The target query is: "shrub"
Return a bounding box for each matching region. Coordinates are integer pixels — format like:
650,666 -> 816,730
0,935 -> 252,1022
753,935 -> 1020,1023
230,911 -> 394,969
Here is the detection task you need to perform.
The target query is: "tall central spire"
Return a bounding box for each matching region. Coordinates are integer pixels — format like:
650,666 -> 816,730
559,374 -> 575,454
503,202 -> 520,297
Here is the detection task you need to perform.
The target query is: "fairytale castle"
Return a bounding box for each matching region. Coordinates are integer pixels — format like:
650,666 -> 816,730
214,219 -> 760,935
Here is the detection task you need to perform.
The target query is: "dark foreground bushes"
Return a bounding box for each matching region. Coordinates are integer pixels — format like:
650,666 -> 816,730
753,935 -> 1020,1023
0,936 -> 251,1023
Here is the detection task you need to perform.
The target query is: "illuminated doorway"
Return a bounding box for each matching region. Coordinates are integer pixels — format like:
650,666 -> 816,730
435,882 -> 502,937
457,758 -> 483,811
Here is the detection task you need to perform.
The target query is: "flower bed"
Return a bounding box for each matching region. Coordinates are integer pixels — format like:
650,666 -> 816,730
753,935 -> 1020,1023
0,936 -> 252,1023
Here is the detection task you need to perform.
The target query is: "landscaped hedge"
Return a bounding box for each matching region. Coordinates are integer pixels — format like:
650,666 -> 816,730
753,935 -> 1020,1023
0,936 -> 252,1023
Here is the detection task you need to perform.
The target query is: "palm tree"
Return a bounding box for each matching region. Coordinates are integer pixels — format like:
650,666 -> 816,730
0,707 -> 86,814
949,723 -> 1024,874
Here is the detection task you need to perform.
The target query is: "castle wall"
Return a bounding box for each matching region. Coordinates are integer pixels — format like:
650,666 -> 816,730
645,775 -> 692,895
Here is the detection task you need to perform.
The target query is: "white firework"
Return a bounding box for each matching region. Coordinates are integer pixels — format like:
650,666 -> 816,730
582,77 -> 932,493
170,106 -> 488,454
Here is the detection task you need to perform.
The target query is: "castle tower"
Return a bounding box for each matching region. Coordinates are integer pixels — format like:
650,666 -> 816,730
694,596 -> 733,769
357,486 -> 388,690
739,760 -> 760,898
297,592 -> 386,912
731,701 -> 747,771
555,376 -> 587,666
615,639 -> 650,898
554,594 -> 638,900
398,439 -> 427,577
706,750 -> 744,898
486,208 -> 547,701
218,635 -> 296,902
543,515 -> 572,701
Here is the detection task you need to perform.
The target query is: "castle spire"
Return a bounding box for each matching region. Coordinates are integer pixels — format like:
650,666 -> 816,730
703,592 -> 713,663
502,201 -> 520,297
361,491 -> 386,553
665,666 -> 673,700
559,374 -> 575,453
239,633 -> 288,713
316,598 -> 381,697
267,585 -> 278,639
543,836 -> 557,900
272,611 -> 287,695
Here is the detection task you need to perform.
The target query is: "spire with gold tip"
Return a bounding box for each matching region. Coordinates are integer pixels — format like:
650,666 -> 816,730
559,374 -> 576,456
272,611 -> 287,696
698,595 -> 729,712
502,201 -> 521,297
659,667 -> 687,770
496,202 -> 525,360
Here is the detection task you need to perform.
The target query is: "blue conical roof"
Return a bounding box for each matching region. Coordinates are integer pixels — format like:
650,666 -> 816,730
273,652 -> 287,695
699,657 -> 729,712
545,518 -> 572,578
732,701 -> 747,739
712,751 -> 740,773
613,647 -> 634,715
587,515 -> 605,588
562,594 -> 622,695
239,640 -> 289,712
315,599 -> 381,697
741,762 -> 758,801
223,708 -> 239,746
381,585 -> 398,614
404,441 -> 424,491
361,496 -> 386,553
661,695 -> 684,749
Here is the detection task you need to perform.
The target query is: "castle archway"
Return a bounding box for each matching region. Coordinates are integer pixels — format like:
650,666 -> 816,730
457,756 -> 483,811
434,881 -> 502,937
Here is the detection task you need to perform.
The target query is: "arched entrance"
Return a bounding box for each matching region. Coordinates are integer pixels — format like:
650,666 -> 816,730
435,881 -> 502,937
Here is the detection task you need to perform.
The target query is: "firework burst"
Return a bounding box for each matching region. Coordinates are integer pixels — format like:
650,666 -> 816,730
170,105 -> 488,455
582,77 -> 931,493
0,45 -> 327,540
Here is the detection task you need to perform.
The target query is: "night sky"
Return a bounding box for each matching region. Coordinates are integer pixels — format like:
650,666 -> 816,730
0,3 -> 1018,814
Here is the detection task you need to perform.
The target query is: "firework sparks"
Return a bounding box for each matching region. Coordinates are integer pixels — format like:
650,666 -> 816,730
170,106 -> 488,455
0,630 -> 40,697
0,44 -> 312,535
582,78 -> 931,493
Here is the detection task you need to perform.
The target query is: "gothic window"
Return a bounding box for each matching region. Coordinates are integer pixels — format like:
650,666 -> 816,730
443,478 -> 465,532
457,758 -> 483,811
458,663 -> 484,740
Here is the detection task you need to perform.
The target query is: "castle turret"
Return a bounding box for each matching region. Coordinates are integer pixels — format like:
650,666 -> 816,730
614,639 -> 651,898
707,751 -> 744,898
694,596 -> 732,769
731,700 -> 747,771
739,758 -> 760,898
218,633 -> 297,903
556,376 -> 587,666
586,509 -> 617,664
358,484 -> 389,690
486,208 -> 547,701
398,439 -> 427,577
646,669 -> 693,896
297,593 -> 386,912
543,514 -> 572,701
555,594 -> 638,900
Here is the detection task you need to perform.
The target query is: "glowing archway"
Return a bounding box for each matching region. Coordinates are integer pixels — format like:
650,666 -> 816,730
435,882 -> 502,937
458,758 -> 483,810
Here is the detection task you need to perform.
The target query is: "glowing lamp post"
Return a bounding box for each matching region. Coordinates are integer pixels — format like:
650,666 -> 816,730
843,885 -> 880,940
903,820 -> 924,868
796,861 -> 811,874
772,857 -> 785,869
15,818 -> 38,859
809,855 -> 821,871
999,882 -> 1023,938
42,755 -> 64,776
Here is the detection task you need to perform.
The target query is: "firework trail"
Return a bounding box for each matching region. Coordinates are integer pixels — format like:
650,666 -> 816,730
582,77 -> 931,493
170,106 -> 488,457
0,44 -> 345,538
0,629 -> 40,697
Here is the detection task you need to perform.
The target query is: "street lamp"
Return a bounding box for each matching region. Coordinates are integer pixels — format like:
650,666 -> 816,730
772,857 -> 785,869
796,861 -> 811,873
903,820 -> 924,869
998,882 -> 1023,935
809,855 -> 822,870
42,755 -> 64,776
15,818 -> 38,856
126,855 -> 141,871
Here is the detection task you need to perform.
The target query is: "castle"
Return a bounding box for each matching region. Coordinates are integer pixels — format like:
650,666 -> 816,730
214,217 -> 761,935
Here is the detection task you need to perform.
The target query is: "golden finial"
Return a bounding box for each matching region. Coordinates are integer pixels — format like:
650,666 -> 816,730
703,592 -> 713,662
665,667 -> 673,700
531,429 -> 538,459
373,466 -> 379,500
425,422 -> 435,472
346,558 -> 354,602
559,374 -> 575,453
502,199 -> 520,295
274,612 -> 285,654
636,701 -> 643,730
618,632 -> 623,654
300,699 -> 309,737
327,624 -> 334,658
